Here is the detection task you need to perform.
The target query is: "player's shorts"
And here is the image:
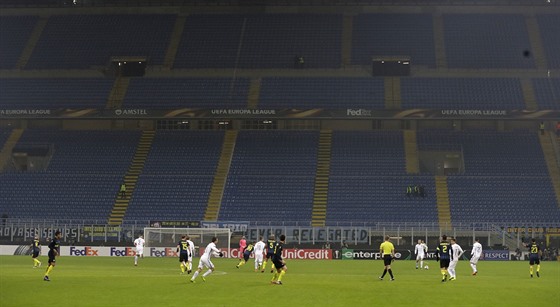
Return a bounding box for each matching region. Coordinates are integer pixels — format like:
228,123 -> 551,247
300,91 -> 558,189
136,248 -> 143,256
439,259 -> 450,268
273,260 -> 285,269
243,252 -> 250,262
179,253 -> 188,262
255,253 -> 264,263
416,254 -> 425,261
198,256 -> 214,270
48,252 -> 56,264
265,252 -> 274,260
470,255 -> 480,264
32,250 -> 40,258
529,255 -> 540,265
383,255 -> 393,266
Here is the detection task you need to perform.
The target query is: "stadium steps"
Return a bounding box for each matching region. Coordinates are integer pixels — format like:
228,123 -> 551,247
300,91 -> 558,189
384,78 -> 402,109
520,78 -> 538,110
247,78 -> 262,109
435,175 -> 453,229
433,14 -> 448,69
341,14 -> 353,67
205,130 -> 238,221
403,130 -> 420,174
0,129 -> 24,172
311,130 -> 332,227
525,15 -> 548,70
539,132 -> 560,207
108,130 -> 155,225
163,15 -> 187,69
15,17 -> 48,70
106,77 -> 130,109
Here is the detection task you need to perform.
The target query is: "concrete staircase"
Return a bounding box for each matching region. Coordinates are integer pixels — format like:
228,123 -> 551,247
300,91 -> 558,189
108,130 -> 155,225
341,15 -> 353,67
539,132 -> 560,207
16,17 -> 49,69
435,176 -> 453,229
0,129 -> 24,172
106,77 -> 131,109
311,130 -> 332,227
520,78 -> 539,110
163,15 -> 187,69
525,15 -> 548,70
433,14 -> 448,70
403,130 -> 420,174
204,130 -> 238,221
247,78 -> 262,109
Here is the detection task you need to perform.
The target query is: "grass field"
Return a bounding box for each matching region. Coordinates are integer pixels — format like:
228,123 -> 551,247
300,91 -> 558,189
1,256 -> 559,307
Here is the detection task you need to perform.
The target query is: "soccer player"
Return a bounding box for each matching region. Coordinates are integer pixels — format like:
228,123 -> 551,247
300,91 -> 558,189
414,239 -> 426,269
236,241 -> 255,269
177,235 -> 190,274
448,238 -> 464,281
436,235 -> 452,282
270,234 -> 287,285
239,236 -> 247,259
134,234 -> 145,266
470,238 -> 482,275
254,237 -> 266,272
31,235 -> 42,268
528,238 -> 542,278
378,235 -> 395,281
186,235 -> 195,274
190,237 -> 223,283
262,234 -> 276,273
43,230 -> 61,281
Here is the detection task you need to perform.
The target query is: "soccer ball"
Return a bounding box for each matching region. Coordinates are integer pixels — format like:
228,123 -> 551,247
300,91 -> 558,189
424,265 -> 429,270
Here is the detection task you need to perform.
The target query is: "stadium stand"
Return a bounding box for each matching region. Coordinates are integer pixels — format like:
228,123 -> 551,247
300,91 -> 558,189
1,130 -> 140,220
0,15 -> 38,69
0,129 -> 12,149
26,14 -> 176,69
174,14 -> 342,69
122,77 -> 250,108
443,14 -> 535,69
536,14 -> 560,68
401,78 -> 525,109
532,78 -> 560,110
0,78 -> 114,109
219,131 -> 318,222
259,77 -> 385,109
352,14 -> 436,68
124,131 -> 224,221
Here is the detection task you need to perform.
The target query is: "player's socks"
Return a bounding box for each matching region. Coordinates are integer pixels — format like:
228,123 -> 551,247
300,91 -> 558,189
134,255 -> 138,265
237,260 -> 245,268
530,266 -> 533,277
45,265 -> 53,277
537,265 -> 540,272
271,272 -> 279,282
180,264 -> 186,273
278,270 -> 286,282
381,269 -> 387,278
262,260 -> 267,271
420,260 -> 424,269
202,269 -> 212,278
388,269 -> 394,279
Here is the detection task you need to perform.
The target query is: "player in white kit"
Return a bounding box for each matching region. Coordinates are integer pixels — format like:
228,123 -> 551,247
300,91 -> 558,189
186,235 -> 195,274
253,237 -> 266,272
448,238 -> 464,280
190,237 -> 223,283
414,239 -> 426,269
470,238 -> 482,276
133,235 -> 145,266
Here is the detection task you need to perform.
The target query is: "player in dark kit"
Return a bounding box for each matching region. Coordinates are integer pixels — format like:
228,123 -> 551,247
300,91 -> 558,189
528,238 -> 542,278
262,235 -> 276,273
436,235 -> 452,282
270,235 -> 287,285
177,235 -> 190,274
31,235 -> 42,268
44,230 -> 62,281
236,242 -> 255,269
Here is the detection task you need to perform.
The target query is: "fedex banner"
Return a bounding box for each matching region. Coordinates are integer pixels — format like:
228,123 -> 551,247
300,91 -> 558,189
0,245 -> 332,260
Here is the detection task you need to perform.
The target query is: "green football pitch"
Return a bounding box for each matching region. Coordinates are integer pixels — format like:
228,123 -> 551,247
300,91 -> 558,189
1,256 -> 559,307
